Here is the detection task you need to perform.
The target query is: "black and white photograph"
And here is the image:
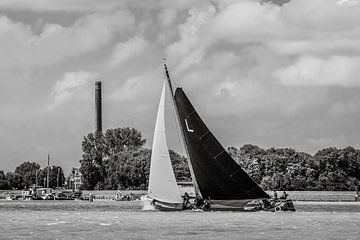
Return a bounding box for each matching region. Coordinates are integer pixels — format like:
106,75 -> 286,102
0,0 -> 360,239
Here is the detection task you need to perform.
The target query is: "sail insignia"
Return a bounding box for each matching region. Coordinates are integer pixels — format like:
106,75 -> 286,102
185,119 -> 194,132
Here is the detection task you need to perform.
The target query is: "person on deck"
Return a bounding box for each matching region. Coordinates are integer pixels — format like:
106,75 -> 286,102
273,191 -> 278,200
182,192 -> 190,209
194,196 -> 204,209
280,191 -> 288,200
203,197 -> 211,210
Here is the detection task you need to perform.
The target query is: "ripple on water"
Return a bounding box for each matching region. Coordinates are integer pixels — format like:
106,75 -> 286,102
1,200 -> 360,240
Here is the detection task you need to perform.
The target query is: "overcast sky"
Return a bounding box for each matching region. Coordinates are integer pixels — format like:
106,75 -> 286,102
1,0 -> 360,173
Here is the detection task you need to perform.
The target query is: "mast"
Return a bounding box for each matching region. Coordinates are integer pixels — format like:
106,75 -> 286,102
163,61 -> 201,197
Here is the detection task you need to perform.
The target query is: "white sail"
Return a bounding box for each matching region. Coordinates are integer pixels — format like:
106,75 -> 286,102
148,81 -> 183,204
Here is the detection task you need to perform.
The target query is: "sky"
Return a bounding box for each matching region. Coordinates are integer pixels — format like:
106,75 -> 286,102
1,0 -> 360,173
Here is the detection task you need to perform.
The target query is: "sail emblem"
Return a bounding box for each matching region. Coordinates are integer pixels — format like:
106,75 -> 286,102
185,119 -> 194,132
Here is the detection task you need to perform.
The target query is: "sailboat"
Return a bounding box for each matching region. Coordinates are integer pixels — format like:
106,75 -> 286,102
145,81 -> 184,211
145,63 -> 294,211
162,64 -> 270,211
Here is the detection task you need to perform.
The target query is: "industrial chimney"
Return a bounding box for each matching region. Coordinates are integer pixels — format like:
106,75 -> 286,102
95,81 -> 102,133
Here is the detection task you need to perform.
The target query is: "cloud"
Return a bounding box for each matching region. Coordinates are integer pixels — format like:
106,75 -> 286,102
108,76 -> 143,103
107,37 -> 149,68
0,10 -> 135,68
3,0 -> 360,172
165,5 -> 216,70
164,0 -> 360,65
281,0 -> 360,31
49,70 -> 97,109
0,0 -> 126,12
0,0 -> 208,12
274,55 -> 360,87
158,9 -> 177,28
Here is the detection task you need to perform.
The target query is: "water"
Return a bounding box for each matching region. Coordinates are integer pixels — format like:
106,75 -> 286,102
0,200 -> 359,240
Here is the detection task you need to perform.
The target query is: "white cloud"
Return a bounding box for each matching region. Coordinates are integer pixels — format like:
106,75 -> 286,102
0,10 -> 135,68
337,0 -> 360,6
109,77 -> 142,102
0,0 -> 125,12
0,0 -> 208,13
158,9 -> 177,28
274,55 -> 360,86
3,0 -> 360,172
50,70 -> 97,109
164,0 -> 360,62
165,5 -> 216,70
107,37 -> 149,68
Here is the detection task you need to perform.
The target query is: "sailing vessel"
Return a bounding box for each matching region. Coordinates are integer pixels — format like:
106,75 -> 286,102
145,81 -> 184,211
162,64 -> 270,210
145,63 -> 294,211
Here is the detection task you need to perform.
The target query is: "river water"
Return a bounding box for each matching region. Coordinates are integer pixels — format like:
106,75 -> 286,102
0,200 -> 359,240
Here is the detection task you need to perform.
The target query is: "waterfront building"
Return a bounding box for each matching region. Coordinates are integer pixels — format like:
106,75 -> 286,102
67,168 -> 82,191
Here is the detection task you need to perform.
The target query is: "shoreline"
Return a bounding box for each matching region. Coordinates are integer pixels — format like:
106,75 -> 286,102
0,190 -> 358,202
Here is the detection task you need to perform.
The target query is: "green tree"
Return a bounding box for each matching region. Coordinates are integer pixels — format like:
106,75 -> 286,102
38,166 -> 65,189
80,131 -> 107,189
104,148 -> 191,190
105,148 -> 151,190
5,172 -> 23,189
169,150 -> 192,182
104,127 -> 146,155
80,127 -> 146,190
0,170 -> 8,189
14,161 -> 40,188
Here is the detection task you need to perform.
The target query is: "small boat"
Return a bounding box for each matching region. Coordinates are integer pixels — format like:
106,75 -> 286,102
5,194 -> 16,200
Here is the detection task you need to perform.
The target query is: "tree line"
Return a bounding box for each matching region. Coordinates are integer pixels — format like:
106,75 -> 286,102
1,127 -> 359,191
228,144 -> 360,191
79,127 -> 191,190
79,127 -> 360,191
0,162 -> 65,190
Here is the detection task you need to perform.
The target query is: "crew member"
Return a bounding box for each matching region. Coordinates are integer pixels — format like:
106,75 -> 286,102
273,190 -> 278,200
280,191 -> 288,199
182,192 -> 190,209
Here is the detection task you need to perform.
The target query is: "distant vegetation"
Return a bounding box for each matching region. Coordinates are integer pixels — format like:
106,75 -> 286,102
79,127 -> 191,190
79,127 -> 360,191
228,144 -> 360,191
1,127 -> 359,191
0,161 -> 65,190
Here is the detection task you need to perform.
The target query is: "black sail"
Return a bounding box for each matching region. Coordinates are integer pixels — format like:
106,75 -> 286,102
174,88 -> 269,200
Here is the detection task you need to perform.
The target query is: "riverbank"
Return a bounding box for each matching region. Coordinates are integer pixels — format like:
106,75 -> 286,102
82,190 -> 359,202
0,190 -> 358,202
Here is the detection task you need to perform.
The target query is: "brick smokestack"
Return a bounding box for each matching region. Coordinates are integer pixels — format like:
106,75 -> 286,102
95,81 -> 102,133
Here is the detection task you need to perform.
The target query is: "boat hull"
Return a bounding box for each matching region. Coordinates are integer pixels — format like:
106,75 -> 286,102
266,199 -> 296,212
209,199 -> 258,211
152,199 -> 184,211
142,196 -> 183,211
